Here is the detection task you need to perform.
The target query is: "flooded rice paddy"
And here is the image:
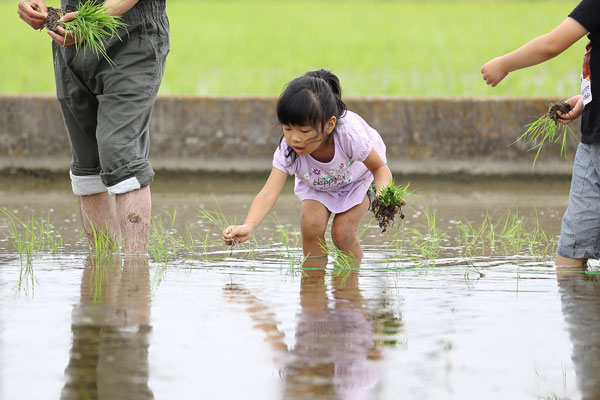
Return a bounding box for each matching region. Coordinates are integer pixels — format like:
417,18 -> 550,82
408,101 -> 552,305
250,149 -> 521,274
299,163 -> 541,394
1,173 -> 599,400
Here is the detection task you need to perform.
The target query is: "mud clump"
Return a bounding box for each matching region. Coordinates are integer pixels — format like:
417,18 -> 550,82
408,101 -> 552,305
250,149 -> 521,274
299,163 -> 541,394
547,101 -> 572,123
370,182 -> 409,233
372,196 -> 405,233
43,6 -> 65,33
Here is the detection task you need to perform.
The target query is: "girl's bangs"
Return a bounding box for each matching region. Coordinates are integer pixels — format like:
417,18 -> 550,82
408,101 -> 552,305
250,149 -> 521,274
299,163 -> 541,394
277,88 -> 324,129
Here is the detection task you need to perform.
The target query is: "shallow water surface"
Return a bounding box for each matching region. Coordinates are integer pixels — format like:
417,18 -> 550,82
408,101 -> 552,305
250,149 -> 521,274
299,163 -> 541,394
1,174 -> 599,399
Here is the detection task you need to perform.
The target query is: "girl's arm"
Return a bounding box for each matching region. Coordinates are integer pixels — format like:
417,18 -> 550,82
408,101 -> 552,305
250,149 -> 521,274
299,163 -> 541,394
362,148 -> 392,194
222,167 -> 288,245
481,17 -> 588,87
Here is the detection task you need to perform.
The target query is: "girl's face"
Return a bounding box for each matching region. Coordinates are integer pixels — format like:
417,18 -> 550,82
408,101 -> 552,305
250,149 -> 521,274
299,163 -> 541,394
282,117 -> 336,156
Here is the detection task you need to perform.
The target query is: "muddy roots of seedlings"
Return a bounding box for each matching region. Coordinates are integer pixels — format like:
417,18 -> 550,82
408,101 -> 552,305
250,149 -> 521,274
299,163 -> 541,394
44,7 -> 64,33
518,100 -> 577,166
547,101 -> 572,122
371,197 -> 405,233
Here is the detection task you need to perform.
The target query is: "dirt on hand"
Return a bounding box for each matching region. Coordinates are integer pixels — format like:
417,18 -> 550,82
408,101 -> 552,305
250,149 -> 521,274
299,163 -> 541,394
44,7 -> 64,33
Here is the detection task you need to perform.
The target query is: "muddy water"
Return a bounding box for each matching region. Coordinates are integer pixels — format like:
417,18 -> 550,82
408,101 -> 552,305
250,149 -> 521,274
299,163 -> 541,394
1,174 -> 599,399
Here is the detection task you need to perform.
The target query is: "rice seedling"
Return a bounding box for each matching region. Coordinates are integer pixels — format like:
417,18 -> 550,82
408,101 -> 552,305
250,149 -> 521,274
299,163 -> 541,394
198,199 -> 233,234
148,209 -> 215,264
87,220 -> 120,266
86,254 -> 121,303
179,220 -> 197,254
148,216 -> 170,265
518,102 -> 577,167
407,209 -> 446,266
318,240 -> 359,280
1,208 -> 67,293
1,208 -> 42,265
457,218 -> 487,259
526,208 -> 556,262
166,208 -> 178,228
242,235 -> 260,260
43,0 -> 127,66
371,182 -> 410,233
198,200 -> 261,259
496,211 -> 529,256
1,208 -> 63,256
271,214 -> 306,270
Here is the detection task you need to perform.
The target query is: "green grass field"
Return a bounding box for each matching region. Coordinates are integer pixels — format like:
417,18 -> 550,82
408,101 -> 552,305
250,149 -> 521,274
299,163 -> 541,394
0,0 -> 584,96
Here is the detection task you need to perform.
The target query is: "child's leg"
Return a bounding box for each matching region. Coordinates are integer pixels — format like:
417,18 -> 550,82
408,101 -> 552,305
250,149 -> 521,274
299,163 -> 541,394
300,200 -> 331,258
555,254 -> 587,267
556,143 -> 600,266
331,195 -> 370,261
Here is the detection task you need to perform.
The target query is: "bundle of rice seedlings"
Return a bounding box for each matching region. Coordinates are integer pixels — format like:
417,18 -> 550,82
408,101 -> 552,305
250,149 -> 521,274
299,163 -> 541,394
371,182 -> 409,233
43,0 -> 127,66
518,101 -> 577,167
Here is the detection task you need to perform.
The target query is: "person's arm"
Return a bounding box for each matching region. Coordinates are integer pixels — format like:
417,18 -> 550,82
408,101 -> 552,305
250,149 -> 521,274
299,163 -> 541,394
222,167 -> 288,245
17,0 -> 47,30
481,17 -> 588,87
362,148 -> 392,194
48,0 -> 138,47
103,0 -> 139,17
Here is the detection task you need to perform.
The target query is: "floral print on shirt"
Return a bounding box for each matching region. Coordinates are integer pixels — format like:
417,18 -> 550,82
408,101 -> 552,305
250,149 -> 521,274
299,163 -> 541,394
302,160 -> 355,192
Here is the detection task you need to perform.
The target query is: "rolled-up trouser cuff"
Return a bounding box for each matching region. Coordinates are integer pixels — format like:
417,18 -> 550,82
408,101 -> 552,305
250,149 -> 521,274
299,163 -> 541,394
106,176 -> 142,195
70,171 -> 106,196
100,160 -> 154,192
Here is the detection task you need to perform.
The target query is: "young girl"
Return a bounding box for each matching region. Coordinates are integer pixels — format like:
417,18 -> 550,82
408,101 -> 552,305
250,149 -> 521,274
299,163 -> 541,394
222,69 -> 400,261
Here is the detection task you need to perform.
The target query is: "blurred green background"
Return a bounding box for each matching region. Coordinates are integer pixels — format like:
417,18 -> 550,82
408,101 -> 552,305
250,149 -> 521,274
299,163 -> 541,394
0,0 -> 584,96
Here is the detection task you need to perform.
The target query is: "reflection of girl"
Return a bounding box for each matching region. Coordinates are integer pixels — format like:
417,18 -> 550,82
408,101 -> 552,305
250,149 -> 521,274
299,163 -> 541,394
284,269 -> 380,399
224,267 -> 386,399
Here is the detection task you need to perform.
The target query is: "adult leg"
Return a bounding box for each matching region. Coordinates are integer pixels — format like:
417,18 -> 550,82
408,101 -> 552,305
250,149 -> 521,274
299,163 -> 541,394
116,186 -> 152,255
94,11 -> 168,255
80,192 -> 121,247
300,200 -> 331,258
331,195 -> 370,262
52,40 -> 119,249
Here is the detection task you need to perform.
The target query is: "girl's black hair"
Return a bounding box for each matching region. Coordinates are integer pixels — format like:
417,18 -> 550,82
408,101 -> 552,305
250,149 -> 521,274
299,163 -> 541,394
277,69 -> 347,162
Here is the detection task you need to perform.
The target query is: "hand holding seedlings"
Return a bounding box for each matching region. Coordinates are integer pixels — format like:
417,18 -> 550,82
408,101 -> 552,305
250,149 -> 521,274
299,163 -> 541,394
554,94 -> 584,125
371,182 -> 409,233
36,0 -> 127,66
222,225 -> 250,246
518,100 -> 579,166
46,9 -> 77,48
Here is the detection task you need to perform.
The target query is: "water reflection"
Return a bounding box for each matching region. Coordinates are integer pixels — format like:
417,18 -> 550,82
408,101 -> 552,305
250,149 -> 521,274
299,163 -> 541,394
557,266 -> 600,400
61,256 -> 153,400
225,258 -> 401,399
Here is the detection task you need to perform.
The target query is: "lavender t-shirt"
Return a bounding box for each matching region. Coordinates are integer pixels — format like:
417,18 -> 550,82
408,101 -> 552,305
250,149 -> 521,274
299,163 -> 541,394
273,111 -> 387,213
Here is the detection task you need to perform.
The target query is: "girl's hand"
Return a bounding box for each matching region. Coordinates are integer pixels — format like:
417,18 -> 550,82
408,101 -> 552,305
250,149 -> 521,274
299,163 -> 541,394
17,0 -> 47,30
393,199 -> 407,214
222,224 -> 253,245
481,57 -> 508,87
556,95 -> 584,124
47,11 -> 78,47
